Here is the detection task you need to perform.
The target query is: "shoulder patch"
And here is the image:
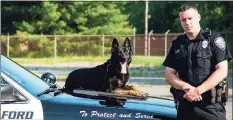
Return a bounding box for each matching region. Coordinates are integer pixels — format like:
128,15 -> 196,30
214,37 -> 225,50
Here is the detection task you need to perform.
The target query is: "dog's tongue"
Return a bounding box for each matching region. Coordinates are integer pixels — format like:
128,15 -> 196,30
120,61 -> 127,74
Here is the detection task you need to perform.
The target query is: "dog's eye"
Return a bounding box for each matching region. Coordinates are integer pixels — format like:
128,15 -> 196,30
119,51 -> 123,55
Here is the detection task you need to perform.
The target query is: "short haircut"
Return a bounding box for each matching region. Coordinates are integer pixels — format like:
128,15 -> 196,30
179,4 -> 198,12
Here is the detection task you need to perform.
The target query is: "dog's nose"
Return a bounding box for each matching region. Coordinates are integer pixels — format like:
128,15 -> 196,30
120,57 -> 127,62
117,80 -> 123,87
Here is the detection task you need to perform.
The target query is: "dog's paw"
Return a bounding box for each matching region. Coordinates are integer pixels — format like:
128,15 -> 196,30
131,91 -> 148,97
112,88 -> 148,98
138,92 -> 149,97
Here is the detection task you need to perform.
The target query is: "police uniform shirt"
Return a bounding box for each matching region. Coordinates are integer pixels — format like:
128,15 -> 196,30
163,29 -> 232,87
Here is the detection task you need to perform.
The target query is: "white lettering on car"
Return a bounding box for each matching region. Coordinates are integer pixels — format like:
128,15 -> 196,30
80,110 -> 154,119
135,113 -> 153,119
91,111 -> 116,118
1,111 -> 34,119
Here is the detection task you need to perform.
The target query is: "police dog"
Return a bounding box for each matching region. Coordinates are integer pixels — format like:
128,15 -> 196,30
64,38 -> 146,96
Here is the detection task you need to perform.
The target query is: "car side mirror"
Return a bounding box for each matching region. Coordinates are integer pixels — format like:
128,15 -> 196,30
1,85 -> 27,102
41,72 -> 56,85
1,85 -> 14,98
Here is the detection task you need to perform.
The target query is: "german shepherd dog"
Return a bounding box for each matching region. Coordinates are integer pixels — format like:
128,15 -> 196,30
64,38 -> 146,96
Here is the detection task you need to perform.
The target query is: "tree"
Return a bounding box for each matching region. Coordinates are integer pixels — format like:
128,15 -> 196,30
1,1 -> 232,34
1,1 -> 133,35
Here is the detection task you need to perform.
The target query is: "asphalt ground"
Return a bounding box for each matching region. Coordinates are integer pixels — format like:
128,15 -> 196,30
56,81 -> 232,120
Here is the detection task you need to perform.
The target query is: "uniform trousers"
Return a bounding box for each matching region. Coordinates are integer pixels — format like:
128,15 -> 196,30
177,100 -> 226,120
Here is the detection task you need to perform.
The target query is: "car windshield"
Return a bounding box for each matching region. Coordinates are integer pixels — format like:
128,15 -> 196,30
1,55 -> 50,97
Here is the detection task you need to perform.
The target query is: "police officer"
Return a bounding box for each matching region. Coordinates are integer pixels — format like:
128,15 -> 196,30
163,4 -> 232,120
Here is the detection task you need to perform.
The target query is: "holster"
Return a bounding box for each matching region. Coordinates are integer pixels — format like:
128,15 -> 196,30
170,87 -> 176,99
221,80 -> 228,105
170,80 -> 229,106
170,87 -> 185,103
211,80 -> 228,105
175,89 -> 186,102
170,87 -> 178,109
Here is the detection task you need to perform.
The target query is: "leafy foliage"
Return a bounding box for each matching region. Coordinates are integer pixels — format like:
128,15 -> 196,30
2,1 -> 232,34
121,1 -> 233,33
1,1 -> 133,35
1,1 -> 232,57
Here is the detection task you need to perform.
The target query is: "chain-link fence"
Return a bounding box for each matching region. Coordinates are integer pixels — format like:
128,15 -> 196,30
1,33 -> 232,58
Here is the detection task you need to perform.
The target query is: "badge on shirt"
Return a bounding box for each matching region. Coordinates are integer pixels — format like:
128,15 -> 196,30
202,40 -> 208,49
214,37 -> 226,50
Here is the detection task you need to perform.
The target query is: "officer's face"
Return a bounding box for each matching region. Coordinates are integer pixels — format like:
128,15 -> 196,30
179,8 -> 201,34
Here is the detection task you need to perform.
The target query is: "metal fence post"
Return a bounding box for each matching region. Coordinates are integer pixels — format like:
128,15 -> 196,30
148,30 -> 153,57
164,29 -> 170,57
54,35 -> 57,63
7,33 -> 10,57
144,0 -> 148,57
102,34 -> 105,56
133,27 -> 136,56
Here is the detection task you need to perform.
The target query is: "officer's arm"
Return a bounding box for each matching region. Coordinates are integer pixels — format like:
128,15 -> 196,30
164,41 -> 192,90
165,67 -> 192,90
197,35 -> 232,95
196,60 -> 228,95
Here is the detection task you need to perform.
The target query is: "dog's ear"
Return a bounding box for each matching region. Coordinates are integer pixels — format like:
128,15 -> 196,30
124,37 -> 132,51
112,38 -> 119,52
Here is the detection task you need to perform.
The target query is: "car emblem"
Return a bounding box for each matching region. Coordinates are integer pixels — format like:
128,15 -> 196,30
202,40 -> 208,49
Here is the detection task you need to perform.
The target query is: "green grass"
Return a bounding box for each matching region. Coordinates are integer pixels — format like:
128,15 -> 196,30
12,55 -> 166,68
13,56 -> 111,64
12,56 -> 232,70
131,56 -> 165,67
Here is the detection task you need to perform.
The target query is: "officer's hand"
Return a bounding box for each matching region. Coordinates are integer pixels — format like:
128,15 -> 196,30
183,84 -> 195,93
183,88 -> 202,102
183,94 -> 202,102
195,95 -> 202,102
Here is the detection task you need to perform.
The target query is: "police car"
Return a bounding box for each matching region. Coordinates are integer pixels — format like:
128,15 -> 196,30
1,55 -> 177,120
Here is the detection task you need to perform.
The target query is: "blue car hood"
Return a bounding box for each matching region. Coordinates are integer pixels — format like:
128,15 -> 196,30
40,93 -> 176,120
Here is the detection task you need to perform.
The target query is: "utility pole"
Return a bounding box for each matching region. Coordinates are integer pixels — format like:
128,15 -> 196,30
144,0 -> 148,56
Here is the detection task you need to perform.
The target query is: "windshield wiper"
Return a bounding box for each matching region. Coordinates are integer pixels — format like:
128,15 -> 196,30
37,84 -> 60,97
